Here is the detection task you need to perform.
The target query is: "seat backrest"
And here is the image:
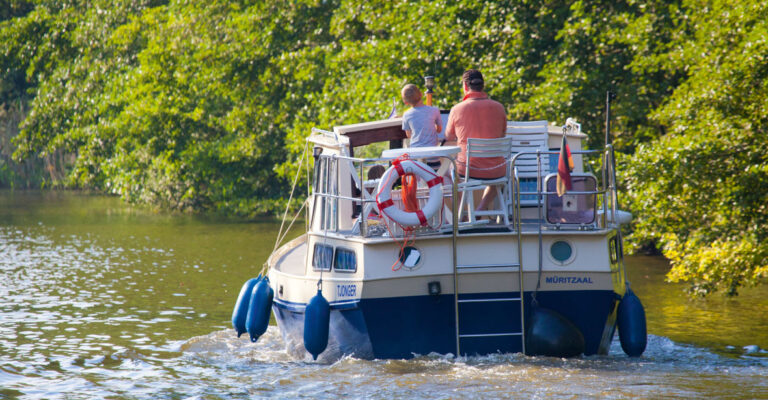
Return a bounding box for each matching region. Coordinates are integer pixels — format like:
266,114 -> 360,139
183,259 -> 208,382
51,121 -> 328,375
466,136 -> 514,159
507,120 -> 550,177
506,121 -> 551,206
463,136 -> 514,181
507,120 -> 548,134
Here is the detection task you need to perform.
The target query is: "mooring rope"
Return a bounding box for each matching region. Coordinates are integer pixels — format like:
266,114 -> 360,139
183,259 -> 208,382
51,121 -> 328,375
273,142 -> 309,254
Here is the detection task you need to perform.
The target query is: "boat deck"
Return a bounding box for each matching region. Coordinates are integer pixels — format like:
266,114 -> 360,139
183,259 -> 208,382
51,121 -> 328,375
327,218 -> 613,244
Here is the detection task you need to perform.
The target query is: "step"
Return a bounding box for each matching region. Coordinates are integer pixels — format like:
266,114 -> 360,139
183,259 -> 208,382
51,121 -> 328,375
456,263 -> 520,270
459,332 -> 522,338
473,210 -> 506,216
457,297 -> 520,304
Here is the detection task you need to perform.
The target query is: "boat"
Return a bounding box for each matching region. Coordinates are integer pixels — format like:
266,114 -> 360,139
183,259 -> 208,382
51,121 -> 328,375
232,97 -> 646,361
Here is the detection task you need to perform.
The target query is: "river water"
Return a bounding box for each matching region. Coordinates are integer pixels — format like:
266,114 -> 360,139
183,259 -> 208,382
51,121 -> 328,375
0,190 -> 766,399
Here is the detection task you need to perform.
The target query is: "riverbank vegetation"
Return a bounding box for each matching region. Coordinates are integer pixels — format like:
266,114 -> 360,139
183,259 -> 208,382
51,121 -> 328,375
1,0 -> 766,295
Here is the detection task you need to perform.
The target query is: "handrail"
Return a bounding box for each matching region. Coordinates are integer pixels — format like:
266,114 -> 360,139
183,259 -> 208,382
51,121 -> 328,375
309,139 -> 622,358
310,145 -> 622,238
509,147 -> 620,229
507,144 -> 620,357
310,152 -> 459,237
514,156 -> 525,355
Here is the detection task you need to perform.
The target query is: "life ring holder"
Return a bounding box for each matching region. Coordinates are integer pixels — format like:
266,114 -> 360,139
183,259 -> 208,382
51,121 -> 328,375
375,156 -> 443,227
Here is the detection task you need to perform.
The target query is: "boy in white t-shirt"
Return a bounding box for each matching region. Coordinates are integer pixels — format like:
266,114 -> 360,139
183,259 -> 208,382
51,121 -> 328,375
401,84 -> 444,170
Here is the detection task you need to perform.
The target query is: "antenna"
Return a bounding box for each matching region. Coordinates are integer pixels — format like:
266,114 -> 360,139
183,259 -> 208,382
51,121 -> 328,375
605,91 -> 617,146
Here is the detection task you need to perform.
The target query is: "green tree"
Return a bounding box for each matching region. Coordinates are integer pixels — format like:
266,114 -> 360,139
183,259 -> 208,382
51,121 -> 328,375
2,0 -> 766,295
624,0 -> 768,295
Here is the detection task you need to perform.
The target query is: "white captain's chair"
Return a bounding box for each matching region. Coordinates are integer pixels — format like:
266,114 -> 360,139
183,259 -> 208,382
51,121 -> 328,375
506,120 -> 550,211
456,136 -> 514,225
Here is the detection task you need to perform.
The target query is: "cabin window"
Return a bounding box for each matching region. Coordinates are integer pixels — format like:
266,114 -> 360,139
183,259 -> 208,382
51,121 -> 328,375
519,178 -> 538,203
334,248 -> 357,272
609,236 -> 619,264
313,156 -> 339,233
548,148 -> 559,172
313,243 -> 333,271
544,174 -> 597,225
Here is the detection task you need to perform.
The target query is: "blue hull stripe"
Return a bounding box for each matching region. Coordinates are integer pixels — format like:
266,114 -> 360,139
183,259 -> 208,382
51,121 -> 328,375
273,290 -> 617,359
273,297 -> 359,312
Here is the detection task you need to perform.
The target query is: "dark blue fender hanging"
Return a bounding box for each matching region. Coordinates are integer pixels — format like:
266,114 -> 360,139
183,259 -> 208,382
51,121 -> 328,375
525,304 -> 585,358
617,285 -> 647,357
303,289 -> 330,360
246,277 -> 274,343
231,275 -> 261,337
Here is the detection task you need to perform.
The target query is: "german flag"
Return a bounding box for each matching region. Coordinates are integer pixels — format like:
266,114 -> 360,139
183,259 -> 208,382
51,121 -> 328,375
556,132 -> 574,197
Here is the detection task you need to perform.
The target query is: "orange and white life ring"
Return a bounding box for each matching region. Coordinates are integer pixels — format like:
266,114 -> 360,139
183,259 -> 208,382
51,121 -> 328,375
376,158 -> 443,227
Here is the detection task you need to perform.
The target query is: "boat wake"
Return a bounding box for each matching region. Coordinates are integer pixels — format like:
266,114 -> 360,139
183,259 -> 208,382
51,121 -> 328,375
173,328 -> 768,399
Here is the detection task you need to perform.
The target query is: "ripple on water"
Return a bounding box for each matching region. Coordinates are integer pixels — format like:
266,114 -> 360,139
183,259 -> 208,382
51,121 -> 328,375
1,196 -> 768,399
147,327 -> 766,400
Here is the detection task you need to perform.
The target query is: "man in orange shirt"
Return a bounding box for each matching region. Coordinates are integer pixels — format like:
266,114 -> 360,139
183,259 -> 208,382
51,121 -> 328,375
445,69 -> 508,212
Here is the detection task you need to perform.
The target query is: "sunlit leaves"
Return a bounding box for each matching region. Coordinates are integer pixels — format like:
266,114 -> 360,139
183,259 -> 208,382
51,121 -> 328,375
624,0 -> 768,296
1,1 -> 767,294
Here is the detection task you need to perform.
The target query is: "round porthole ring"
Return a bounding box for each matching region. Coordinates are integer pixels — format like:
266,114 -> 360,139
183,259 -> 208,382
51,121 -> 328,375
548,239 -> 576,266
398,245 -> 423,271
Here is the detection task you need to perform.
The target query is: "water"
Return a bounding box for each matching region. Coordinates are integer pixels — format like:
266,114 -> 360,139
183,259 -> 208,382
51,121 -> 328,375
0,190 -> 766,399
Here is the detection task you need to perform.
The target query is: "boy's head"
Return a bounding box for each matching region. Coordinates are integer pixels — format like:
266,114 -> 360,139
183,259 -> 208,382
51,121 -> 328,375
401,84 -> 422,106
366,165 -> 386,194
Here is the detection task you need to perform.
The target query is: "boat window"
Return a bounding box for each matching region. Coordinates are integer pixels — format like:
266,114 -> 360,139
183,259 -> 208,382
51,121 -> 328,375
550,240 -> 574,264
334,248 -> 357,272
398,246 -> 422,269
312,243 -> 333,271
312,156 -> 339,233
609,236 -> 619,264
519,178 -> 538,203
548,149 -> 559,172
544,174 -> 597,225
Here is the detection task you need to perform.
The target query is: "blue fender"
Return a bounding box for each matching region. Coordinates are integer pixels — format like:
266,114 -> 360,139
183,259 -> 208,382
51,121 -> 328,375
231,275 -> 261,337
525,304 -> 585,358
617,286 -> 647,357
303,289 -> 330,360
246,277 -> 274,343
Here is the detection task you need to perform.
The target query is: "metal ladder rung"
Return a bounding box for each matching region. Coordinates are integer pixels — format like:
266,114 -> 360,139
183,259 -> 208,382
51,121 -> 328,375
457,263 -> 520,270
472,210 -> 505,216
457,297 -> 520,303
459,332 -> 523,338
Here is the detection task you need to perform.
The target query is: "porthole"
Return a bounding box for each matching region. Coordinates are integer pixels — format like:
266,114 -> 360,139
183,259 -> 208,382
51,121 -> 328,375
549,240 -> 575,265
398,246 -> 422,270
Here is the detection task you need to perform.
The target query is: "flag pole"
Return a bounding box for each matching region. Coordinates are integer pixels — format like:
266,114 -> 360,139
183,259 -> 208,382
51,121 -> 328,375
605,91 -> 616,146
604,90 -> 619,212
604,90 -> 628,285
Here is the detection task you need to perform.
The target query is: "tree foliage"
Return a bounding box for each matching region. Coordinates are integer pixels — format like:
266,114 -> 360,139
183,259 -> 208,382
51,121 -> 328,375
1,0 -> 766,294
624,0 -> 768,295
